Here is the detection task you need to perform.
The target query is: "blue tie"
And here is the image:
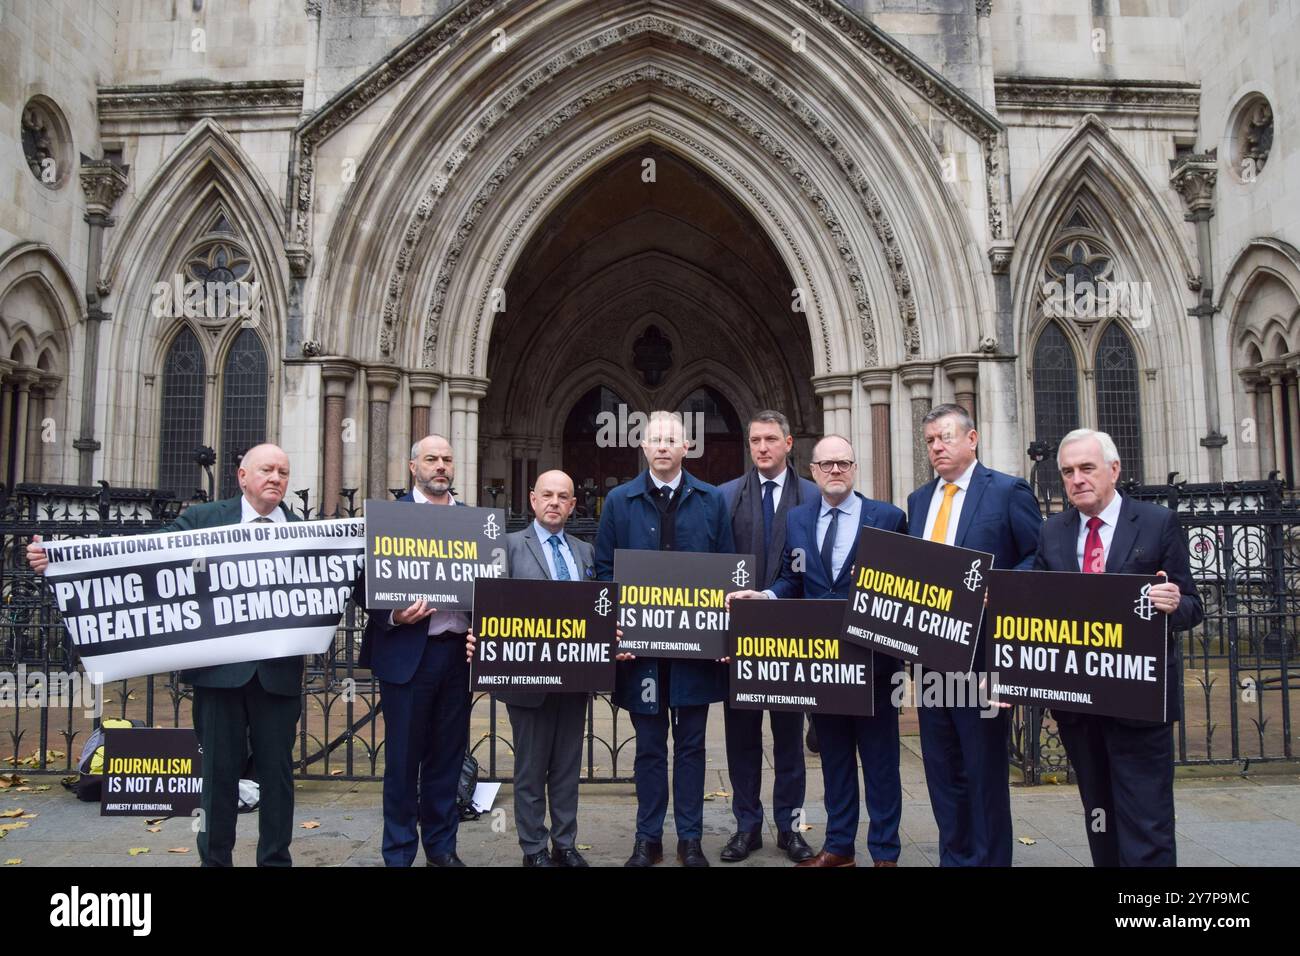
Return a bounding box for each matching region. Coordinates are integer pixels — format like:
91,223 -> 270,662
761,480 -> 776,556
820,507 -> 840,582
548,535 -> 571,581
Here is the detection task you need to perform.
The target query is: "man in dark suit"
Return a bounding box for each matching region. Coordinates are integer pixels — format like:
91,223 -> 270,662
906,403 -> 1040,867
359,434 -> 472,867
1034,428 -> 1202,866
594,410 -> 734,868
731,434 -> 908,867
29,442 -> 304,867
716,410 -> 818,863
465,469 -> 595,867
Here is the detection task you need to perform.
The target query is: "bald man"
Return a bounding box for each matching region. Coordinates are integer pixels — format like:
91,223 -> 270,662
28,443 -> 304,867
472,470 -> 596,866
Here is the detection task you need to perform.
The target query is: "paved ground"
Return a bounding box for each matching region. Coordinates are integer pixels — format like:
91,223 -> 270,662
3,723 -> 1298,867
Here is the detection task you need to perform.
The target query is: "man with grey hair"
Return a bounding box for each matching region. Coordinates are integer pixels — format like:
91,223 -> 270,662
906,403 -> 1041,866
29,443 -> 303,866
360,434 -> 473,867
1034,427 -> 1202,866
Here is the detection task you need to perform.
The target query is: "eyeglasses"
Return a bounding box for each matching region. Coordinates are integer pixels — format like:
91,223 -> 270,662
812,460 -> 855,473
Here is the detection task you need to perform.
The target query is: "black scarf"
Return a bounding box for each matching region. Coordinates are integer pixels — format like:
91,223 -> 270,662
729,464 -> 805,587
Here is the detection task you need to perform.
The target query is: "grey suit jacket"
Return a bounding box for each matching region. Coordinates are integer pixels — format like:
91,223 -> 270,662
495,523 -> 595,708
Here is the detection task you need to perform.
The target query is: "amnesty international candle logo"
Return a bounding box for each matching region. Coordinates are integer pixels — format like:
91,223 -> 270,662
471,578 -> 616,694
730,599 -> 874,716
986,569 -> 1168,722
101,728 -> 203,817
840,526 -> 993,674
731,560 -> 750,588
363,499 -> 506,610
613,549 -> 756,660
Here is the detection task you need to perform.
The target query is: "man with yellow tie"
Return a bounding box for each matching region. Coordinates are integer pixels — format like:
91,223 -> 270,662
905,404 -> 1041,866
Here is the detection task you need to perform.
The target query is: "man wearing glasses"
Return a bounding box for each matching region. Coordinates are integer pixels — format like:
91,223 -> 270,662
729,435 -> 908,867
906,404 -> 1041,866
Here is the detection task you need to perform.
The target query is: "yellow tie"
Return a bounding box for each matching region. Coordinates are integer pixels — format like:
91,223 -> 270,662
929,483 -> 960,544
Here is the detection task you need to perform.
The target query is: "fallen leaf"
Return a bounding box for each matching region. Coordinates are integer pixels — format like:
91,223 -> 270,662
61,775 -> 79,786
0,809 -> 23,818
146,826 -> 161,833
795,823 -> 815,832
30,786 -> 50,793
342,815 -> 353,821
126,693 -> 137,701
3,858 -> 19,865
300,821 -> 321,829
166,847 -> 190,854
1017,837 -> 1037,846
576,844 -> 592,851
128,847 -> 149,856
0,774 -> 24,789
18,813 -> 37,820
145,818 -> 165,825
0,822 -> 29,834
12,787 -> 32,793
330,769 -> 343,776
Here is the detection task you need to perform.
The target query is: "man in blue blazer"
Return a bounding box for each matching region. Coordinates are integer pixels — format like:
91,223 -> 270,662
29,443 -> 304,867
1034,428 -> 1202,866
594,411 -> 734,867
906,404 -> 1040,866
717,410 -> 819,863
731,434 -> 908,867
360,434 -> 472,867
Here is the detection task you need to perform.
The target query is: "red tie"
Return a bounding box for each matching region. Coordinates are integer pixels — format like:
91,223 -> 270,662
1083,516 -> 1105,573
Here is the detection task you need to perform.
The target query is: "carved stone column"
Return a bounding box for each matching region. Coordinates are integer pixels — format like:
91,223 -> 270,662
10,370 -> 36,486
447,376 -> 490,505
942,356 -> 980,425
859,369 -> 894,500
76,155 -> 129,485
33,373 -> 62,482
811,374 -> 854,438
1262,363 -> 1288,477
899,363 -> 936,486
365,366 -> 401,500
320,362 -> 355,516
1238,369 -> 1266,478
408,371 -> 441,446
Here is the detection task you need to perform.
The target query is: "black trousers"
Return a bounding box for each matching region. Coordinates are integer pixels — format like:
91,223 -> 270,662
1057,714 -> 1176,867
192,675 -> 300,867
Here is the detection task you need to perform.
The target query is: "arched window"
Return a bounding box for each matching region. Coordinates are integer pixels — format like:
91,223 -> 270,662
158,327 -> 206,497
1031,321 -> 1079,496
218,328 -> 269,498
1095,323 -> 1143,482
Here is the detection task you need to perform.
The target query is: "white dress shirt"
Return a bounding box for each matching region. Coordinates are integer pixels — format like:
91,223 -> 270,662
241,497 -> 286,523
649,471 -> 683,494
763,492 -> 860,597
921,459 -> 978,544
757,467 -> 787,512
1075,492 -> 1124,571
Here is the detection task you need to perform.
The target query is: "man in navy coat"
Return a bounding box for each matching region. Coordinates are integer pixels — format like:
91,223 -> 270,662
717,410 -> 819,863
360,434 -> 472,867
1034,428 -> 1202,866
730,434 -> 908,867
906,404 -> 1040,866
594,410 -> 734,867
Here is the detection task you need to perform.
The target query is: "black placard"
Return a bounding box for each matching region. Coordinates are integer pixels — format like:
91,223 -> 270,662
471,578 -> 616,693
841,526 -> 993,673
100,728 -> 203,817
729,599 -> 874,716
985,569 -> 1168,722
613,549 -> 755,659
364,499 -> 507,609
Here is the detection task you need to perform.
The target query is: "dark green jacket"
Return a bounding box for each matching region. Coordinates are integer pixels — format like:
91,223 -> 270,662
161,496 -> 303,697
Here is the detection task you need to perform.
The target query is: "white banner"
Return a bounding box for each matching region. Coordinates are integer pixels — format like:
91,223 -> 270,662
42,519 -> 365,684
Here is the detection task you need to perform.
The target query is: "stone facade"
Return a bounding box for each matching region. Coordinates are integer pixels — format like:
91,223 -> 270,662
0,0 -> 1295,507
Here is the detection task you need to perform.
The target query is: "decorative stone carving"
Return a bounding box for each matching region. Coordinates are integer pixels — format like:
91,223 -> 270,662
78,155 -> 130,220
1169,149 -> 1217,216
21,97 -> 71,188
301,340 -> 323,357
98,80 -> 304,119
994,77 -> 1201,116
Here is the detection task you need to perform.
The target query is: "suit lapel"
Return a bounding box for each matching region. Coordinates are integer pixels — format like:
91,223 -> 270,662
831,494 -> 867,590
910,479 -> 939,535
522,527 -> 553,579
953,464 -> 990,548
1104,497 -> 1139,573
1061,509 -> 1083,571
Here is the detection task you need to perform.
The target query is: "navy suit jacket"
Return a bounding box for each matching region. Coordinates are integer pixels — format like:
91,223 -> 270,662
907,461 -> 1040,670
770,491 -> 908,600
594,469 -> 734,714
359,494 -> 466,685
1033,495 -> 1203,724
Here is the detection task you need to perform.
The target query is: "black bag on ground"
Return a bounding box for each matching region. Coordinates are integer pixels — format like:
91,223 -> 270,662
456,752 -> 480,820
66,717 -> 147,802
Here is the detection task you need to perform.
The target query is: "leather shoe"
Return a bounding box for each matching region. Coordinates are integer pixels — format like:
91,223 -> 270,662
795,850 -> 856,868
426,852 -> 467,867
719,830 -> 762,862
873,860 -> 899,867
676,838 -> 710,867
551,847 -> 590,868
624,838 -> 664,867
777,830 -> 816,863
523,849 -> 557,867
